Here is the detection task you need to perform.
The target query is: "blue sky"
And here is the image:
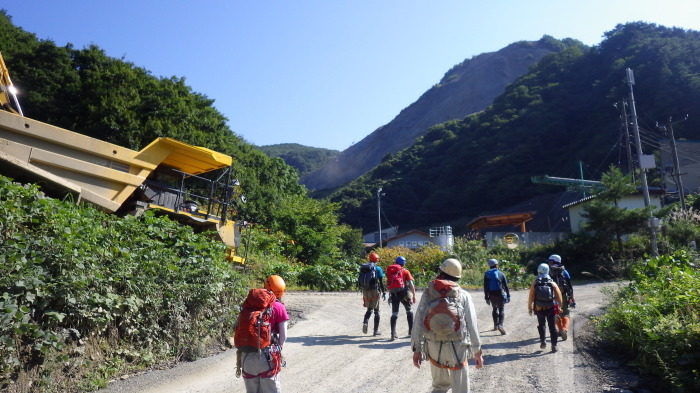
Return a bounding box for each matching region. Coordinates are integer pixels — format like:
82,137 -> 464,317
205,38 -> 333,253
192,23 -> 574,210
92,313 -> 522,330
3,1 -> 700,151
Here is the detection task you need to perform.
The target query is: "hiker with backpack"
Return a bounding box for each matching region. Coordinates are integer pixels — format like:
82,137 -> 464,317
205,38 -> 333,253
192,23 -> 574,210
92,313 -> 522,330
387,256 -> 417,341
547,254 -> 575,341
483,258 -> 510,335
234,275 -> 290,393
527,263 -> 563,353
411,258 -> 483,393
358,252 -> 386,336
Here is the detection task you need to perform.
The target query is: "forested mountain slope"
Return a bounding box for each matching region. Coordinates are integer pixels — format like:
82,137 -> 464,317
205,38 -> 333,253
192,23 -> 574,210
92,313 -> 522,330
302,36 -> 572,191
259,143 -> 339,177
330,23 -> 700,234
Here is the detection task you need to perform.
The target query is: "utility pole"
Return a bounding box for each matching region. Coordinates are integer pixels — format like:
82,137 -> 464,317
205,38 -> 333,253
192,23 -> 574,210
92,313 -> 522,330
666,116 -> 688,211
621,100 -> 636,183
377,187 -> 383,248
579,161 -> 587,198
626,68 -> 658,256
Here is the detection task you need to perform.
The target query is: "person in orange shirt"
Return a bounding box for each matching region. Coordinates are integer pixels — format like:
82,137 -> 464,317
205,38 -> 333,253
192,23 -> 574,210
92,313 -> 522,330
527,263 -> 563,353
386,256 -> 417,341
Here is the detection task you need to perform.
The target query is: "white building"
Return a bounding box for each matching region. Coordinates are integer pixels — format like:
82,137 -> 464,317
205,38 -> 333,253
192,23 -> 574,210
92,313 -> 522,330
564,190 -> 664,233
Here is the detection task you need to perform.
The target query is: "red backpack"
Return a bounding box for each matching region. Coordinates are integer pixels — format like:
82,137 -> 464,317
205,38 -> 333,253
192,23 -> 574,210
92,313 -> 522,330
234,288 -> 277,352
386,264 -> 405,293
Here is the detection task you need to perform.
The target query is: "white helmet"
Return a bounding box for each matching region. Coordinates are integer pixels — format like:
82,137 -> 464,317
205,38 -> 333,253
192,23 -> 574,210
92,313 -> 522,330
440,258 -> 462,278
537,263 -> 550,275
548,254 -> 562,264
487,258 -> 498,267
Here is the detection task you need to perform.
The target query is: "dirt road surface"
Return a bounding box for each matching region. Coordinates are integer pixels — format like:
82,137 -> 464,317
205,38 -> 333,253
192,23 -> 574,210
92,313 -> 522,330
99,282 -> 622,393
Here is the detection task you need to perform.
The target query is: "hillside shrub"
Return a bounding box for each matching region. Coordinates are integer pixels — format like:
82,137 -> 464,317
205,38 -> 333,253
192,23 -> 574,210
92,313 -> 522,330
297,259 -> 358,291
0,177 -> 248,392
597,250 -> 700,392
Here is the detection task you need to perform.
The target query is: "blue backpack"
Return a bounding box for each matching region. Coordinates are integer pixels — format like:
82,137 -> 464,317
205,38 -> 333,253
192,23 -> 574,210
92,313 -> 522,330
485,269 -> 502,291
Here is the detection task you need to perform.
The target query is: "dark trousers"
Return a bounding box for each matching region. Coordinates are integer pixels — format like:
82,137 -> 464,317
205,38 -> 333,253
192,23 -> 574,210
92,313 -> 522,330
363,308 -> 380,333
492,305 -> 505,326
536,312 -> 558,346
389,291 -> 413,335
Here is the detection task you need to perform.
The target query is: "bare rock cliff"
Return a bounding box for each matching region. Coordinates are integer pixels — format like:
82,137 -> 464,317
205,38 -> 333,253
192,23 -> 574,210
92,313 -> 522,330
301,39 -> 558,191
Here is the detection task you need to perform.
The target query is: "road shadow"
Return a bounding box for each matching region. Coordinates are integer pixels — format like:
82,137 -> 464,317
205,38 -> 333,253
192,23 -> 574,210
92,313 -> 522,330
286,334 -> 411,350
484,350 -> 549,365
480,336 -> 559,365
483,337 -> 541,350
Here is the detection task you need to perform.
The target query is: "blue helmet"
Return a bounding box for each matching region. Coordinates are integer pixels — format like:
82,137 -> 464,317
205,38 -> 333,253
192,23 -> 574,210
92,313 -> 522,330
395,256 -> 406,266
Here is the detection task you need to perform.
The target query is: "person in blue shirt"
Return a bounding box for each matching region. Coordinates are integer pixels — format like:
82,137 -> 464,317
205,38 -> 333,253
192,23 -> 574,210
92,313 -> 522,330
360,252 -> 386,336
483,258 -> 510,335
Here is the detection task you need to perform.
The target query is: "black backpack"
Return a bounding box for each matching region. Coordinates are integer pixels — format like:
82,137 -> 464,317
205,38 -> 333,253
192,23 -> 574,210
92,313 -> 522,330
358,263 -> 377,290
534,277 -> 554,309
550,265 -> 572,296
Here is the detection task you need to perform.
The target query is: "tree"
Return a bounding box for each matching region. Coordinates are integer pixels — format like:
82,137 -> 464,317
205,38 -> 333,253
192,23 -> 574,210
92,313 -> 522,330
580,166 -> 652,254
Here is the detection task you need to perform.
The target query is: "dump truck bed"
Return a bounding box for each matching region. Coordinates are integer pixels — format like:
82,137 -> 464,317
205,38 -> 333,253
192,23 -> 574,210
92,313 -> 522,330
0,109 -> 243,262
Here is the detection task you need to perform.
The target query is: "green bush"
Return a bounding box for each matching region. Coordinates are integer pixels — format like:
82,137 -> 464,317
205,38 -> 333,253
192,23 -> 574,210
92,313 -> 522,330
597,250 -> 700,392
0,176 -> 249,391
297,259 -> 358,291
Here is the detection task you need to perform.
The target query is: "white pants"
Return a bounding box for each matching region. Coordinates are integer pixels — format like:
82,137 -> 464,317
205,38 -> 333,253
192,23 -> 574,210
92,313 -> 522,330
425,339 -> 471,393
242,351 -> 282,393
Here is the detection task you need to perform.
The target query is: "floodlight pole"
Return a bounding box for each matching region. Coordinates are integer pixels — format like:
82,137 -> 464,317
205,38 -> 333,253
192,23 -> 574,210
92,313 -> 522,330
626,68 -> 658,256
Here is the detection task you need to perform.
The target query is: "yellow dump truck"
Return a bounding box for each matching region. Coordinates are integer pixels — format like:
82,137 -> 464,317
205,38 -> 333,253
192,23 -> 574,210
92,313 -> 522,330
0,53 -> 245,263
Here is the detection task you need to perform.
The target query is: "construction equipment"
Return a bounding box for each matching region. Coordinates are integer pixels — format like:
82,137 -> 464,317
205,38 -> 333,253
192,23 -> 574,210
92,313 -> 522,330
0,51 -> 23,115
0,52 -> 245,263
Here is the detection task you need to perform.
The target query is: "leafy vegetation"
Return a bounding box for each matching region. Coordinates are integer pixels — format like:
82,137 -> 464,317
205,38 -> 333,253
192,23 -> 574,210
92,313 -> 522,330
597,251 -> 700,392
0,176 -> 250,392
259,143 -> 339,177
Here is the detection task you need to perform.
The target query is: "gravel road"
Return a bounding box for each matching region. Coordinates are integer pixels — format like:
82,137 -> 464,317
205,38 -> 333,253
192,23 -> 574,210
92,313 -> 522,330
98,281 -> 625,393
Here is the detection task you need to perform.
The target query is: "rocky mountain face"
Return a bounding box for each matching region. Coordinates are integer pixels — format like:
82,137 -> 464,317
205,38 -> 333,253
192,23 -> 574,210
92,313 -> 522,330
301,38 -> 562,191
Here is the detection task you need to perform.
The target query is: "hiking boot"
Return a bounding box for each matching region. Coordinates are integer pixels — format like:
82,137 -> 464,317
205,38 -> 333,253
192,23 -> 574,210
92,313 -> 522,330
560,329 -> 568,341
497,325 -> 506,335
540,341 -> 546,349
390,333 -> 396,341
362,323 -> 368,334
373,330 -> 382,336
493,324 -> 498,331
551,345 -> 558,353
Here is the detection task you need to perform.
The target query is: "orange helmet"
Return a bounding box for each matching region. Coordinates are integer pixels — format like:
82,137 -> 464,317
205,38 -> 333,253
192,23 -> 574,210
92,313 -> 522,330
264,275 -> 286,299
369,252 -> 379,262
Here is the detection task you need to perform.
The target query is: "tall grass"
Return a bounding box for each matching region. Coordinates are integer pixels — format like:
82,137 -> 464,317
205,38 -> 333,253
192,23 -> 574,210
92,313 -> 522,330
597,250 -> 700,392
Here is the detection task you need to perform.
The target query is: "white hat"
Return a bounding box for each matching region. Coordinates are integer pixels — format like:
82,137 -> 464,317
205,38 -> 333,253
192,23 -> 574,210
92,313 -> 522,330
440,258 -> 462,278
548,254 -> 562,264
537,263 -> 550,275
487,258 -> 498,267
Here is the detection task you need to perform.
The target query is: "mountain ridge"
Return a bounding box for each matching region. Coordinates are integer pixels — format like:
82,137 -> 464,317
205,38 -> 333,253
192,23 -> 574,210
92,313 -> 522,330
328,23 -> 700,234
301,37 -> 568,191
